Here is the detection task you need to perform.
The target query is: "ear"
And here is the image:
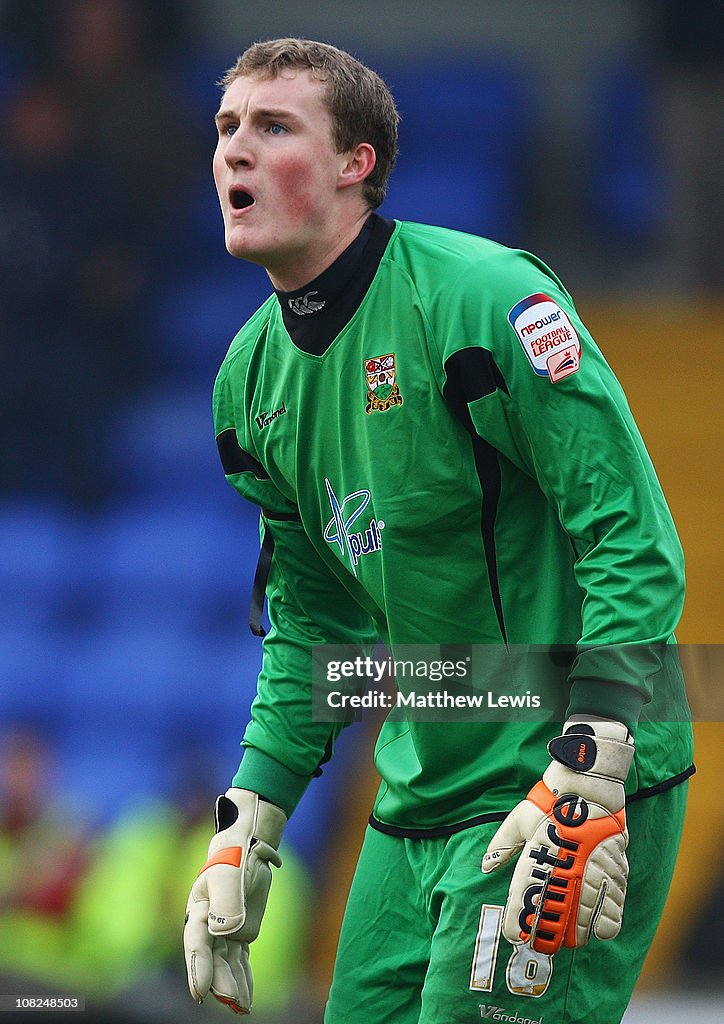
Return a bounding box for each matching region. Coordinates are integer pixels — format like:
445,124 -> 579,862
338,143 -> 377,191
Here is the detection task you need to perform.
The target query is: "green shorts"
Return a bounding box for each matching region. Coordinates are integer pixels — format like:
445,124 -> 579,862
325,781 -> 688,1024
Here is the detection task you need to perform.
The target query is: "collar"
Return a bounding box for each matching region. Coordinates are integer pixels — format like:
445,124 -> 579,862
273,214 -> 395,356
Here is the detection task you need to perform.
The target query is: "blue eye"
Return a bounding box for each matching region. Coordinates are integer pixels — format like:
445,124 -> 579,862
225,124 -> 238,137
269,123 -> 287,135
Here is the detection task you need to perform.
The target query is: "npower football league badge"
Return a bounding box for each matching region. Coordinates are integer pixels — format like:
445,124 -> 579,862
508,293 -> 581,383
364,352 -> 404,413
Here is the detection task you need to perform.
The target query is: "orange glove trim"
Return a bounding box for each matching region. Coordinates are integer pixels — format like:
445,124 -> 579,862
197,846 -> 243,876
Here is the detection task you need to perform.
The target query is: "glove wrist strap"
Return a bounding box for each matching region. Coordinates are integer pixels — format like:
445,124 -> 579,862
547,718 -> 634,783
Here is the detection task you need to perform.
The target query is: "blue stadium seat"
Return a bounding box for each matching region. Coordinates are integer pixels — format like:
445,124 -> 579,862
0,499 -> 82,630
0,44 -> 24,115
90,499 -> 260,635
56,621 -> 262,818
145,257 -> 270,382
106,385 -> 226,503
585,63 -> 667,243
384,158 -> 514,238
169,46 -> 237,137
0,622 -> 68,713
380,57 -> 536,243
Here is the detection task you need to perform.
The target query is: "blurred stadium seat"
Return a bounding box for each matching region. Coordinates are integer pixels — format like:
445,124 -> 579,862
0,500 -> 82,630
168,46 -> 237,136
0,43 -> 23,113
586,62 -> 667,244
381,57 -> 535,243
145,259 -> 270,382
97,499 -> 258,622
106,386 -> 226,501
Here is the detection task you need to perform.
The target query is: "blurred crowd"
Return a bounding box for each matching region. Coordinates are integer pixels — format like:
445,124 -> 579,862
1,0 -> 207,505
0,1 -> 722,1020
0,723 -> 324,1023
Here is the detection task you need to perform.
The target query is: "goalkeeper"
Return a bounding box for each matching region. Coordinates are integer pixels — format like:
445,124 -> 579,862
183,38 -> 694,1023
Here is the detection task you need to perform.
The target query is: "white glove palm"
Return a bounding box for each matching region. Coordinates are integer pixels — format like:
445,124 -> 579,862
184,788 -> 286,1014
482,717 -> 634,954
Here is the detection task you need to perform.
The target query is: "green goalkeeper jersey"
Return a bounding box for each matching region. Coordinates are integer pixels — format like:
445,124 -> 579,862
213,216 -> 693,833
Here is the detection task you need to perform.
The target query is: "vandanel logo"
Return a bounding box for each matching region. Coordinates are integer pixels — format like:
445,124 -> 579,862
255,403 -> 287,430
478,1006 -> 543,1023
323,478 -> 385,576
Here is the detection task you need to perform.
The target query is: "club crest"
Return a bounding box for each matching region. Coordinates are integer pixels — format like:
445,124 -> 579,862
364,353 -> 404,414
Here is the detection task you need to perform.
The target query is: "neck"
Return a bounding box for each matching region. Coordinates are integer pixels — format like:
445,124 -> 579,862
265,208 -> 372,292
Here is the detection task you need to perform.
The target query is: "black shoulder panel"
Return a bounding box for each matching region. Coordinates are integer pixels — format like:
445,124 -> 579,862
442,346 -> 509,428
216,428 -> 269,480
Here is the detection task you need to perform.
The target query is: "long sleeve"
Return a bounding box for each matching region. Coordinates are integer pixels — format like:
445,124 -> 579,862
429,249 -> 685,728
232,511 -> 377,817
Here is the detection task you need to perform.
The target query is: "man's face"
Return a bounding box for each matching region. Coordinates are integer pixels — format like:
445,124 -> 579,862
213,70 -> 348,283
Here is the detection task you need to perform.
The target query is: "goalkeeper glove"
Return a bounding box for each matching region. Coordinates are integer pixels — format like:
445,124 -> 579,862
482,716 -> 634,955
184,788 -> 286,1015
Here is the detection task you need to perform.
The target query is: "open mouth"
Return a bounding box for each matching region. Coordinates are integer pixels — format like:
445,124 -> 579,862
230,187 -> 255,211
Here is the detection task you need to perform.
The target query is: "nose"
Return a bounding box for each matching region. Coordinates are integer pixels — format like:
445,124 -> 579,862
224,125 -> 255,169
